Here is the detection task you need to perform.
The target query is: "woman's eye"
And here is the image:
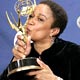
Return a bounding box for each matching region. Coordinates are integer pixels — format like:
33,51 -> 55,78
38,18 -> 44,22
29,15 -> 33,18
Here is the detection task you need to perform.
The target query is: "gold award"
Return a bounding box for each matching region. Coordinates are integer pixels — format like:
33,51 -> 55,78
6,0 -> 41,79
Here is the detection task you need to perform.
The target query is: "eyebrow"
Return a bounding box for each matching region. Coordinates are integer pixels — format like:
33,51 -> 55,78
32,11 -> 48,20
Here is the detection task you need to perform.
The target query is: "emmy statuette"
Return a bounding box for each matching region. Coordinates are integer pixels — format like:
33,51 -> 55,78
6,0 -> 41,79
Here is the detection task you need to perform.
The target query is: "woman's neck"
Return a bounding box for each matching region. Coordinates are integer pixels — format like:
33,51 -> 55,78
34,38 -> 55,55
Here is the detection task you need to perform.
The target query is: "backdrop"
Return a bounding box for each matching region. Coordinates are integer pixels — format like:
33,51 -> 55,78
0,0 -> 80,74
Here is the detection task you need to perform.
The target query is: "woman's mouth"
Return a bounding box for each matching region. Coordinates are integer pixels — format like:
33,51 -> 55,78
26,27 -> 31,35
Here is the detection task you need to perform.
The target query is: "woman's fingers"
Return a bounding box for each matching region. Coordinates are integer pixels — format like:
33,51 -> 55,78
14,44 -> 26,54
25,35 -> 31,55
12,47 -> 26,59
12,35 -> 31,60
37,58 -> 49,69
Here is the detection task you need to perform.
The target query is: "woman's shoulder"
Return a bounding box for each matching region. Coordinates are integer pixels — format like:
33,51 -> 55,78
56,38 -> 80,49
57,38 -> 80,56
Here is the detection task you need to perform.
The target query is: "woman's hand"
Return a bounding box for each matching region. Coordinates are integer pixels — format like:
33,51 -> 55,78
12,35 -> 31,61
27,58 -> 59,80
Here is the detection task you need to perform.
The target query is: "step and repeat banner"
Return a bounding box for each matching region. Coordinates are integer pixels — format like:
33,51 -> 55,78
0,0 -> 80,74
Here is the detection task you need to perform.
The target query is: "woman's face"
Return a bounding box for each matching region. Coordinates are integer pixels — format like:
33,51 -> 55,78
26,4 -> 54,42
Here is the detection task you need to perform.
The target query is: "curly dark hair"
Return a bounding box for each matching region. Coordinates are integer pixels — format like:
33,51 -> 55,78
40,0 -> 68,37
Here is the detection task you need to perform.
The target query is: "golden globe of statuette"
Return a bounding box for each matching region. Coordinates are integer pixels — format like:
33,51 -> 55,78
14,0 -> 36,16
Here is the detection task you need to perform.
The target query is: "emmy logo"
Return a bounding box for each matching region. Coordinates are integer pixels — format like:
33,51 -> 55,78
77,16 -> 80,28
5,0 -> 41,79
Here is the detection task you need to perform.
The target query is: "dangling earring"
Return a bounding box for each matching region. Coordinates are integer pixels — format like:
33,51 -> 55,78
49,34 -> 53,39
49,35 -> 54,46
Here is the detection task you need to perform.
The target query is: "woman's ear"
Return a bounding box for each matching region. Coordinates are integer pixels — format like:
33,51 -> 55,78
50,28 -> 60,37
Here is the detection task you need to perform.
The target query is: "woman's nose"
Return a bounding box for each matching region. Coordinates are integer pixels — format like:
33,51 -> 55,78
28,17 -> 36,25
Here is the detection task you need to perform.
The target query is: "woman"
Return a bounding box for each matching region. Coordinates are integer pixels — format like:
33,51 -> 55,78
1,0 -> 80,80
